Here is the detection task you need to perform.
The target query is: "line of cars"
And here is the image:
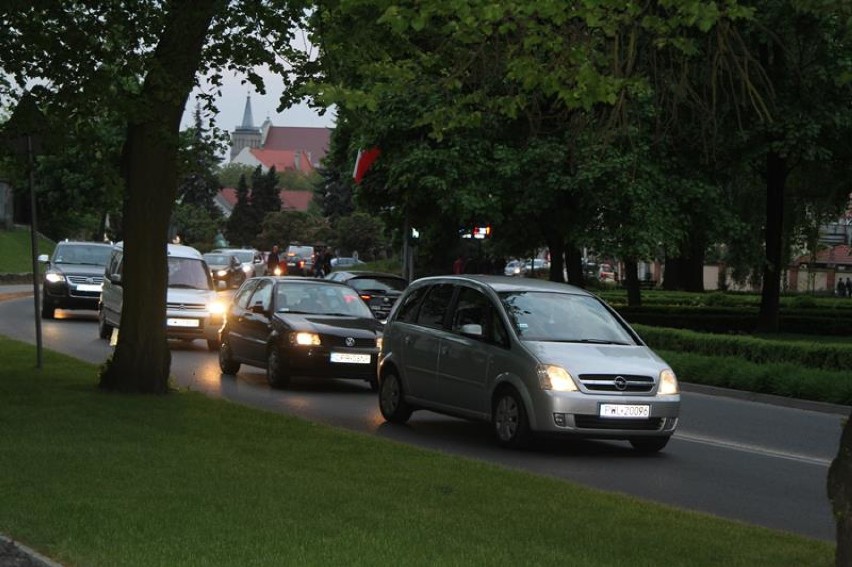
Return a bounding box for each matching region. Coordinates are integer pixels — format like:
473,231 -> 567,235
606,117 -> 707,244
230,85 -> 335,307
40,241 -> 680,452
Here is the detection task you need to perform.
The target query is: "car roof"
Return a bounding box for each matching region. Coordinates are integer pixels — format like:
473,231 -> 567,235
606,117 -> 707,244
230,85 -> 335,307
332,270 -> 408,281
111,241 -> 204,260
410,274 -> 591,296
56,240 -> 113,247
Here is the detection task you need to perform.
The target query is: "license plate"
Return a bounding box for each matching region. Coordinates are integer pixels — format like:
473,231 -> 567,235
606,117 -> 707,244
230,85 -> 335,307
599,404 -> 650,419
77,284 -> 102,292
167,318 -> 200,328
330,352 -> 371,364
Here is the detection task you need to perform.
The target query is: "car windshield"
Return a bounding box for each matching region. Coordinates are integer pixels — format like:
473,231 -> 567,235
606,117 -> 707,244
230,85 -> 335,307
287,246 -> 313,259
168,258 -> 213,290
53,244 -> 112,266
275,283 -> 374,318
203,254 -> 231,265
499,291 -> 637,345
231,251 -> 254,262
347,277 -> 407,293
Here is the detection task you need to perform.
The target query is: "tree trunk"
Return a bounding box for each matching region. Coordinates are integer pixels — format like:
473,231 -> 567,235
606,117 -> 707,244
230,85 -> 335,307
756,150 -> 786,333
623,258 -> 641,307
99,1 -> 221,393
547,244 -> 565,283
662,254 -> 684,290
829,418 -> 852,566
565,245 -> 584,287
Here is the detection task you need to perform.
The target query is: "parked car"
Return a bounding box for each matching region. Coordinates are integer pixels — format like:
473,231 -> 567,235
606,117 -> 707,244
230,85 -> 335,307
325,271 -> 408,320
203,253 -> 246,289
219,277 -> 383,390
523,258 -> 549,274
330,257 -> 366,270
503,259 -> 522,277
285,244 -> 315,276
377,275 -> 680,451
99,242 -> 225,350
211,248 -> 267,278
38,241 -> 114,319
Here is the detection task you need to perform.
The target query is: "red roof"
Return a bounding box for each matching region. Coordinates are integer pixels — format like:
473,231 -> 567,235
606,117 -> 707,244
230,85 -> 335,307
263,126 -> 330,166
217,188 -> 313,213
793,244 -> 852,266
249,148 -> 315,174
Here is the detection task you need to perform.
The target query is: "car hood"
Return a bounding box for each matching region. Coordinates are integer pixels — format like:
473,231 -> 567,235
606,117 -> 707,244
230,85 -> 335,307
207,263 -> 231,270
523,341 -> 669,376
52,263 -> 106,277
166,288 -> 216,303
275,314 -> 382,336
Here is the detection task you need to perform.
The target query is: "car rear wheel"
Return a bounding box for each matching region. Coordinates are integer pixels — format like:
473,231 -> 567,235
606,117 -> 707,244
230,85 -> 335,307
492,388 -> 531,449
266,347 -> 290,389
379,370 -> 412,423
41,299 -> 55,320
218,337 -> 240,375
629,436 -> 670,453
97,309 -> 112,340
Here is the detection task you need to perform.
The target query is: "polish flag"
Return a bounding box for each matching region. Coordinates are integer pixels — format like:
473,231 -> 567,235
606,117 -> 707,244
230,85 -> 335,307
353,147 -> 381,184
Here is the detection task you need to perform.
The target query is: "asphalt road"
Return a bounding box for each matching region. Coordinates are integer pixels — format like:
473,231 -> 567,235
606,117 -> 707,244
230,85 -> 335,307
0,288 -> 847,542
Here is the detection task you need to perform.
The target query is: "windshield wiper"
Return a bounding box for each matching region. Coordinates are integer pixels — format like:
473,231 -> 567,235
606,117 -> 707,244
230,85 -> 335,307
547,338 -> 631,345
169,284 -> 203,289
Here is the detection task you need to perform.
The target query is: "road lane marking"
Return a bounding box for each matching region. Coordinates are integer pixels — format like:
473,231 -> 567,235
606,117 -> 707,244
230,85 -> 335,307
674,431 -> 832,467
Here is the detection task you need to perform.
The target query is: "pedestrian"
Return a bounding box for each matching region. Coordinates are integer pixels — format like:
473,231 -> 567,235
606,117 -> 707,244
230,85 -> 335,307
267,245 -> 280,275
838,278 -> 846,297
452,255 -> 465,274
846,277 -> 852,298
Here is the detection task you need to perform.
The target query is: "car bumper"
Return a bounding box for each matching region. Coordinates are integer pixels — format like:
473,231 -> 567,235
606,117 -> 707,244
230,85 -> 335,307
42,282 -> 101,310
280,346 -> 378,380
527,390 -> 680,439
165,312 -> 222,342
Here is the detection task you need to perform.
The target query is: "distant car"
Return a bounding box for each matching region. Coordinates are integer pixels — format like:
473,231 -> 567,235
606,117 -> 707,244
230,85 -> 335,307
326,271 -> 408,320
504,260 -> 522,277
38,241 -> 114,319
285,244 -> 315,276
219,277 -> 383,390
378,275 -> 680,451
211,248 -> 267,278
523,258 -> 549,274
203,253 -> 246,289
330,257 -> 366,270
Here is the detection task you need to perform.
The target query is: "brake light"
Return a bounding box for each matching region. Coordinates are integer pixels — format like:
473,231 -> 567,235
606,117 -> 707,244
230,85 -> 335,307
360,294 -> 372,301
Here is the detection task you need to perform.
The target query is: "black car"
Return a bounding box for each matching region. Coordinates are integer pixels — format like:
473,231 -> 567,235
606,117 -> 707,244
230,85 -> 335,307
38,241 -> 114,319
219,277 -> 383,390
284,244 -> 315,276
325,271 -> 408,320
203,253 -> 246,289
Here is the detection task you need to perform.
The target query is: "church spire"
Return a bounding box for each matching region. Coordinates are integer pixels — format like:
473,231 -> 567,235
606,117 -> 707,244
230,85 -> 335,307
240,94 -> 255,129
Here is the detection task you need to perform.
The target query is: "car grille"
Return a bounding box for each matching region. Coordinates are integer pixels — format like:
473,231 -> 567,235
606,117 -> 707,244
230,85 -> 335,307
577,374 -> 655,394
68,275 -> 104,285
574,416 -> 664,430
322,335 -> 376,349
166,302 -> 207,312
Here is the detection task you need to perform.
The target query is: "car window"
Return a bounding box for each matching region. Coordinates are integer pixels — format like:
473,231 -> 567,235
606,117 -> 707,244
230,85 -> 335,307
395,286 -> 429,323
415,284 -> 454,329
204,254 -> 230,265
168,258 -> 213,290
275,283 -> 373,317
233,280 -> 259,309
499,291 -> 637,344
348,277 -> 407,293
452,287 -> 509,347
54,244 -> 112,266
249,279 -> 274,311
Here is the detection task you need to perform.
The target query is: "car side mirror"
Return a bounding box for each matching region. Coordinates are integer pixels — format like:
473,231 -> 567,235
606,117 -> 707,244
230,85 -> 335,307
37,254 -> 49,263
110,273 -> 122,285
251,302 -> 267,315
460,323 -> 483,337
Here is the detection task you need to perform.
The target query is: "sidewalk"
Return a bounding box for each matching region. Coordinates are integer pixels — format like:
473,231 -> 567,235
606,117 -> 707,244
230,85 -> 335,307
0,283 -> 36,302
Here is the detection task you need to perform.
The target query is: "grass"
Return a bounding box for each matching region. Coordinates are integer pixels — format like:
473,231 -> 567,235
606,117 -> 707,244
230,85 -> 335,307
0,336 -> 835,567
0,227 -> 54,273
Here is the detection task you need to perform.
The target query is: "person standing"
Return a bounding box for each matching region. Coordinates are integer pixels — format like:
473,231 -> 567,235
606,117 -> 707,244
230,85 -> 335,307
267,245 -> 281,275
453,255 -> 465,274
838,278 -> 846,297
845,277 -> 852,298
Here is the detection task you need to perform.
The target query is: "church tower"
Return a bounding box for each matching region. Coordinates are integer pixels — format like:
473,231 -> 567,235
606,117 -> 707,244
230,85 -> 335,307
229,95 -> 262,161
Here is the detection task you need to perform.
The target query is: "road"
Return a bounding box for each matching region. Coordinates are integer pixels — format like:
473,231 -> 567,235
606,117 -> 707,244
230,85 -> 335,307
0,290 -> 846,542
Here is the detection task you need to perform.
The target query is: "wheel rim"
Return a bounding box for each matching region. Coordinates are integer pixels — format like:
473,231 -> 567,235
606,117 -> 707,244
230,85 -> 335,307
380,374 -> 400,414
219,341 -> 231,368
495,395 -> 519,441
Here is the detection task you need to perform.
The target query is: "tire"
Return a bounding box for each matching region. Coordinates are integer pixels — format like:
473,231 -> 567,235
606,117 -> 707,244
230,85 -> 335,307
207,338 -> 219,351
492,388 -> 531,449
218,337 -> 240,375
97,308 -> 112,340
266,347 -> 290,389
41,299 -> 55,320
378,370 -> 412,423
629,436 -> 670,453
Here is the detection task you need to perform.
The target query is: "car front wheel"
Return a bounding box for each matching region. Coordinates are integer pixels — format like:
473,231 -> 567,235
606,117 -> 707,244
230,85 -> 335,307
97,309 -> 112,340
379,371 -> 412,423
266,347 -> 290,389
492,388 -> 531,449
629,436 -> 670,453
218,337 -> 240,375
41,298 -> 55,319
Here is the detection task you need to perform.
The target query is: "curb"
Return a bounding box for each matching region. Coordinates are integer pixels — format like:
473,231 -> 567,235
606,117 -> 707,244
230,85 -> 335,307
0,535 -> 64,567
681,382 -> 851,416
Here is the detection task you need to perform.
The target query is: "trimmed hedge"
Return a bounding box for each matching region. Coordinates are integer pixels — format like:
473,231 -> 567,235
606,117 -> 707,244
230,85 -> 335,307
634,324 -> 852,372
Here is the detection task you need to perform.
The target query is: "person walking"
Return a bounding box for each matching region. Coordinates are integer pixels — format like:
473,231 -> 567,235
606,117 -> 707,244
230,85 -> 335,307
845,277 -> 852,298
452,255 -> 465,274
267,245 -> 281,275
838,278 -> 846,297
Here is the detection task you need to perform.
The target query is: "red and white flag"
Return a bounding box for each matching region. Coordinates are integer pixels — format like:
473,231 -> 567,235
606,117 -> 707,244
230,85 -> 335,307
353,147 -> 381,184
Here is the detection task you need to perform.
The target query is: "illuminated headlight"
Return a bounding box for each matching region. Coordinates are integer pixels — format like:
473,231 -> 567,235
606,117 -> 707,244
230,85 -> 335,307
537,365 -> 578,391
216,269 -> 228,277
376,336 -> 383,351
658,368 -> 679,395
273,266 -> 282,276
208,300 -> 226,316
242,265 -> 252,273
292,332 -> 321,346
45,272 -> 65,283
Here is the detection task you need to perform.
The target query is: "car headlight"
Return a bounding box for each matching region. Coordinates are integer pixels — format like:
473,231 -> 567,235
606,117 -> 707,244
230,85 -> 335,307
658,368 -> 679,395
216,269 -> 228,277
45,272 -> 65,283
376,336 -> 383,351
292,332 -> 321,346
242,265 -> 252,273
537,365 -> 578,391
208,300 -> 226,316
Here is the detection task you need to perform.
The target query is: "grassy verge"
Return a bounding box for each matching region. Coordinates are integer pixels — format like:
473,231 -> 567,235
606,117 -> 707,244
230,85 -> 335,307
0,336 -> 834,567
0,227 -> 54,273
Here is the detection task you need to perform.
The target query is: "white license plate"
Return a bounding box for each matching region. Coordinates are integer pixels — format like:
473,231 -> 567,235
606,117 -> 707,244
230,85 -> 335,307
330,352 -> 371,364
167,318 -> 200,328
599,404 -> 650,419
76,284 -> 102,292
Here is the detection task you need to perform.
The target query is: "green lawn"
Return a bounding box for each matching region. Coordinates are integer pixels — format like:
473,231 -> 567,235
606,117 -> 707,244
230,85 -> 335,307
0,336 -> 834,567
0,227 -> 54,273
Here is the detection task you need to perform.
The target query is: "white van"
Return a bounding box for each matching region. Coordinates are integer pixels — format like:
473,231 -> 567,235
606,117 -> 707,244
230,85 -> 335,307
98,242 -> 225,351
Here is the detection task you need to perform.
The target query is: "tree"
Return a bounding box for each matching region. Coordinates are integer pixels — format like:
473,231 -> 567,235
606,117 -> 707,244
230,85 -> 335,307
2,1 -> 310,392
249,165 -> 281,225
225,173 -> 255,247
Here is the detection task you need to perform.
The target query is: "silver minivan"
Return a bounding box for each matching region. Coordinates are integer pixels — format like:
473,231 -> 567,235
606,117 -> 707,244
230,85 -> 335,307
98,242 -> 225,351
377,275 -> 680,452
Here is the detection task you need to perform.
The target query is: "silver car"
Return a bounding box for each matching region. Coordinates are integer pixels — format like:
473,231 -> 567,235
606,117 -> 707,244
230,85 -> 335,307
377,275 -> 680,452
